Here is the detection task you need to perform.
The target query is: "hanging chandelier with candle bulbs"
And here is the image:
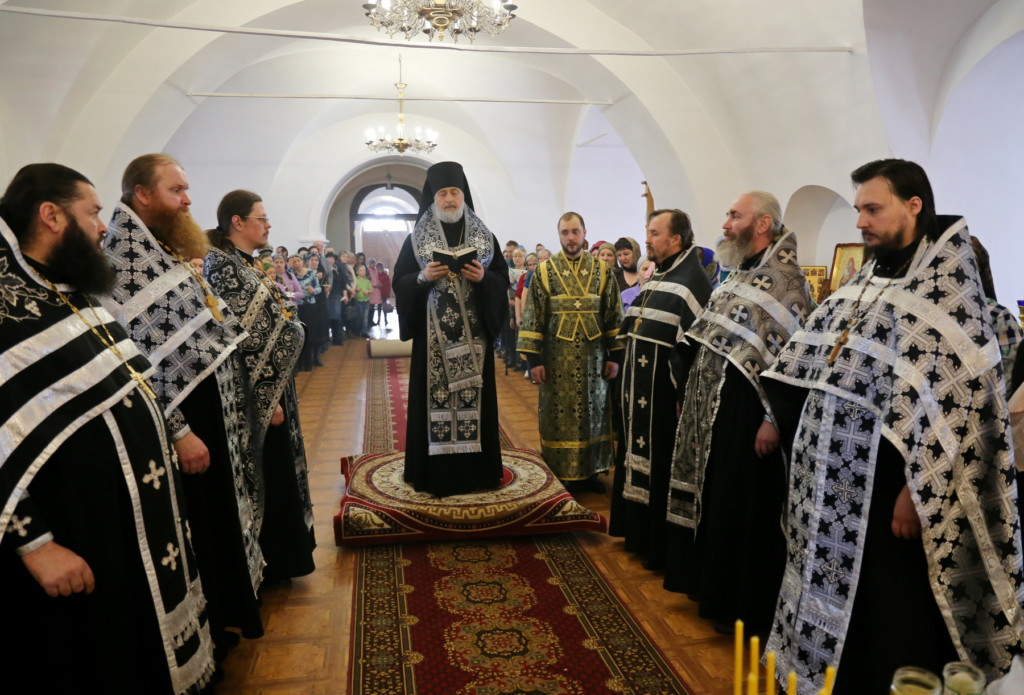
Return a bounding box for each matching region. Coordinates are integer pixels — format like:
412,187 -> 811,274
364,57 -> 439,156
363,1 -> 518,44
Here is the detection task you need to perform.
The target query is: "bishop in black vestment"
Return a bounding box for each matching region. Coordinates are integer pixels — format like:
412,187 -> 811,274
393,161 -> 509,497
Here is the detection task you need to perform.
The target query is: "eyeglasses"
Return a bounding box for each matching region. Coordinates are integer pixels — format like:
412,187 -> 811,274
243,216 -> 271,223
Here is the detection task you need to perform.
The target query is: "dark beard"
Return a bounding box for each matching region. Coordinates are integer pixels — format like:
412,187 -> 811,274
148,206 -> 208,260
46,217 -> 116,296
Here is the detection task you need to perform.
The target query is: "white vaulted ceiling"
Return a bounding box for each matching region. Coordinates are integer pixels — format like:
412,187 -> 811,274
0,0 -> 1021,298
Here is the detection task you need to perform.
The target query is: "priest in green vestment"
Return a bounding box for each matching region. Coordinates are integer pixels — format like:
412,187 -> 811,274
518,212 -> 624,490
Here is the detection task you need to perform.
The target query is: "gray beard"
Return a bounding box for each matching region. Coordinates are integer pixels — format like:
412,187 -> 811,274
433,202 -> 465,225
716,235 -> 754,268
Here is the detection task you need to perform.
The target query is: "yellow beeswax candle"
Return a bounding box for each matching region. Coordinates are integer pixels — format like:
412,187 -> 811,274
765,651 -> 776,695
750,635 -> 760,678
735,621 -> 744,695
824,666 -> 836,695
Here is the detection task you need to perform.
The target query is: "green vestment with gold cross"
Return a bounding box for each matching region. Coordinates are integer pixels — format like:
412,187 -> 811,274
517,251 -> 624,480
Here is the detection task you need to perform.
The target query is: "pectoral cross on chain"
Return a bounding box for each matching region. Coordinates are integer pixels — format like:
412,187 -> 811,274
828,328 -> 850,365
132,371 -> 158,400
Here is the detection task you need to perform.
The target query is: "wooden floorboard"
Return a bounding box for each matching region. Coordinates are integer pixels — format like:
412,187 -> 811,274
217,329 -> 735,694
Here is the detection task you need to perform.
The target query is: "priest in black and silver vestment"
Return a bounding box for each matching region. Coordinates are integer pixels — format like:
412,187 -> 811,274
204,189 -> 315,581
104,154 -> 263,655
611,208 -> 712,569
663,191 -> 811,635
393,161 -> 510,497
0,163 -> 213,694
762,159 -> 1024,695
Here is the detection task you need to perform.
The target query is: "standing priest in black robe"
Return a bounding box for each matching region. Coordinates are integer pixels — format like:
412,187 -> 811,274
0,164 -> 214,694
611,208 -> 712,570
204,190 -> 315,582
664,192 -> 811,636
393,161 -> 509,496
105,154 -> 263,658
762,160 -> 1024,695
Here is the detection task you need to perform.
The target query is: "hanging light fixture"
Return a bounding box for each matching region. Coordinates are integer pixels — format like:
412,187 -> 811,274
363,1 -> 518,44
364,56 -> 439,156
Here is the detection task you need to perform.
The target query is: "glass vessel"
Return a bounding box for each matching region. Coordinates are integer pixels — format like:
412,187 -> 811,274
891,666 -> 942,695
942,662 -> 985,695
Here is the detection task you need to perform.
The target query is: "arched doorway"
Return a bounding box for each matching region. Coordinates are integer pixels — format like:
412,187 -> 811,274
322,159 -> 430,270
353,183 -> 419,275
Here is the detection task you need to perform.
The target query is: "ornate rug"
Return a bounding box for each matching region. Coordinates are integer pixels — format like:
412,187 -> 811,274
335,448 -> 607,545
334,357 -> 607,546
351,534 -> 691,694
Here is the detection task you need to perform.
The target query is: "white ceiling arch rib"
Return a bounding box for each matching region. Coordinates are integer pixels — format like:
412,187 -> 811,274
14,0 -> 736,233
7,1 -> 1017,265
931,0 -> 1024,137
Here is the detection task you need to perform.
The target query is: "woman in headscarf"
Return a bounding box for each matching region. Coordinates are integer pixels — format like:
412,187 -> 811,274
612,237 -> 643,294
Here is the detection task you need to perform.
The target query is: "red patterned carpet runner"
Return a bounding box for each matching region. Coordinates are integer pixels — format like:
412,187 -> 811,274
352,535 -> 690,694
349,357 -> 691,694
363,356 -> 409,452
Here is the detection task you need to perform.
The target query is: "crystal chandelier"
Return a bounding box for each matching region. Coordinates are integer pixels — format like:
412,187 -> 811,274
364,57 -> 439,156
363,1 -> 518,44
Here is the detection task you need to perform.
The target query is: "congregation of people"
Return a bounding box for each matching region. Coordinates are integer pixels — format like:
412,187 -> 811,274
4,152 -> 1024,695
263,244 -> 392,371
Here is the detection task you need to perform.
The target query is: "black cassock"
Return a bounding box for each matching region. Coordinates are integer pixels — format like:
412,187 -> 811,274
663,359 -> 787,636
393,221 -> 509,497
2,401 -> 205,694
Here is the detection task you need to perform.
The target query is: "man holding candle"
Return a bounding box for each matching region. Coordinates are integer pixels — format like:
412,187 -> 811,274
761,159 -> 1024,694
664,191 -> 811,636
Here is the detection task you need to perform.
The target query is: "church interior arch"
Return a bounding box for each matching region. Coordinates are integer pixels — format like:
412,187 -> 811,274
783,185 -> 858,268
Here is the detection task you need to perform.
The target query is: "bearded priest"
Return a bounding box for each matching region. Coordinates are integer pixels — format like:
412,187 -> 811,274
0,163 -> 214,693
104,154 -> 263,659
393,161 -> 510,497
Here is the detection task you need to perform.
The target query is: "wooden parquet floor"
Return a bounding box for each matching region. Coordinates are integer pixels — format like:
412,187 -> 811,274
216,329 -> 734,694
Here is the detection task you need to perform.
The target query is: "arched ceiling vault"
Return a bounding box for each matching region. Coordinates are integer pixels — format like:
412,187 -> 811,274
1,1 -> 1017,260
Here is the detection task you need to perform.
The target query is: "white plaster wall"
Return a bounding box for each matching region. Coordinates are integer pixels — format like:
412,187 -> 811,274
784,185 -> 859,271
929,32 -> 1024,305
562,108 -> 646,252
325,159 -> 429,252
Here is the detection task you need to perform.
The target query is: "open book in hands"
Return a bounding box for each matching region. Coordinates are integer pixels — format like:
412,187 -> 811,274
432,247 -> 478,274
